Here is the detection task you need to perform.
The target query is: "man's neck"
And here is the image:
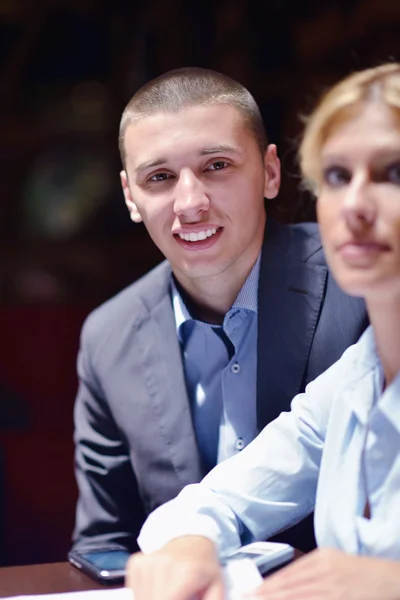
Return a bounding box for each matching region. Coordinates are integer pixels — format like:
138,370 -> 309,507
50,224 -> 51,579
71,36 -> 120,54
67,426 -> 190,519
174,253 -> 260,325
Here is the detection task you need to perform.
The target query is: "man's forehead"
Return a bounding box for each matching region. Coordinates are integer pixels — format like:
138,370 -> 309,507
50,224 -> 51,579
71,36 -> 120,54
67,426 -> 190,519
125,103 -> 245,138
124,104 -> 250,168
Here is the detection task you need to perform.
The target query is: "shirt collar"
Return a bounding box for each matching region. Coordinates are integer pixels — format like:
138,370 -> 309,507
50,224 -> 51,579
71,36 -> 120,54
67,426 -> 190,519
344,327 -> 384,425
231,253 -> 260,313
171,252 -> 261,338
171,279 -> 191,336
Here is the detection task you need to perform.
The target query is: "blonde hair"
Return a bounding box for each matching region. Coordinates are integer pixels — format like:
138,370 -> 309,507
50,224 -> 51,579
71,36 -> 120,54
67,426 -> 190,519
299,63 -> 400,193
119,67 -> 267,168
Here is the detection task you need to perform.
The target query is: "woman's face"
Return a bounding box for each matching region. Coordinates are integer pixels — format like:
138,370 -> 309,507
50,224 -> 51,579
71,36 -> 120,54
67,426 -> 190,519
316,102 -> 400,302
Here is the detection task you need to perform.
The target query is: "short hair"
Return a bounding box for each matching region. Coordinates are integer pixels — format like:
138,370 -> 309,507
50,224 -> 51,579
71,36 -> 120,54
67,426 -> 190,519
119,67 -> 268,168
299,62 -> 400,192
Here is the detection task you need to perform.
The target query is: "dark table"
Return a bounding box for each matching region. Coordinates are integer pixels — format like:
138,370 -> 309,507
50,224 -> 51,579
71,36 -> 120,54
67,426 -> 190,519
0,562 -> 122,597
0,551 -> 302,597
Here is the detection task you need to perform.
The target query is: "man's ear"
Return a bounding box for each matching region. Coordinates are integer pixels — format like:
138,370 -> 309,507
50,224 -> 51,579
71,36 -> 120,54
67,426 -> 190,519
120,170 -> 143,223
263,144 -> 281,199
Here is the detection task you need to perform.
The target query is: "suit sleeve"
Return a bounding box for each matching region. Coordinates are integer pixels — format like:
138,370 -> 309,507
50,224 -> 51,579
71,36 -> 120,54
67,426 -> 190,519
72,318 -> 145,552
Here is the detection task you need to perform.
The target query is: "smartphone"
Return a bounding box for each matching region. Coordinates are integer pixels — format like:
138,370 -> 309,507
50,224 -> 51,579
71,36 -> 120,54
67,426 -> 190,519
224,541 -> 294,575
68,547 -> 131,584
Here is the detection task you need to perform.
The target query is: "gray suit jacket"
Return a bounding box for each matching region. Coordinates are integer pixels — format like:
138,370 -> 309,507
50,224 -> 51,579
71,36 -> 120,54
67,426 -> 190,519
72,219 -> 368,553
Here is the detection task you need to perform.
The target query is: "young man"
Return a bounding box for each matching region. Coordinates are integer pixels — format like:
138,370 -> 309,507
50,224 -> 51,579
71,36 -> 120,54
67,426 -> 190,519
72,67 -> 367,553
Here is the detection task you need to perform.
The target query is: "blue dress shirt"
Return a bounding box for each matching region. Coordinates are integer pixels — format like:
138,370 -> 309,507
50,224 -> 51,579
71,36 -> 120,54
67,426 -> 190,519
138,327 -> 400,560
171,255 -> 260,470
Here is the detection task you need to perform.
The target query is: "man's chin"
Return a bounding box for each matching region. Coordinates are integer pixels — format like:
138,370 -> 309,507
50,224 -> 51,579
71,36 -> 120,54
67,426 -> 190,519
173,261 -> 231,283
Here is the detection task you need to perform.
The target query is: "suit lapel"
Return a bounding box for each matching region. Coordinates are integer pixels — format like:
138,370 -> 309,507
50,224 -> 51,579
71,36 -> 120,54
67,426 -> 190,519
257,219 -> 327,428
134,273 -> 204,487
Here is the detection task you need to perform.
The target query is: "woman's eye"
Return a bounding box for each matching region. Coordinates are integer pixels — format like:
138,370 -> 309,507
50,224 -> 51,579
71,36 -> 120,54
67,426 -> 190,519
322,166 -> 351,187
386,162 -> 400,184
207,161 -> 228,171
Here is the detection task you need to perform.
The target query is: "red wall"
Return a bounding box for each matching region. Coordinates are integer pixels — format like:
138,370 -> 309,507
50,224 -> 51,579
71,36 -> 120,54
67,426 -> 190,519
0,306 -> 90,566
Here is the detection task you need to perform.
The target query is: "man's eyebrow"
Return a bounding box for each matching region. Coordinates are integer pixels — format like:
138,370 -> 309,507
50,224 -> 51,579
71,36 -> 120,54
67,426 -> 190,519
200,144 -> 239,155
134,144 -> 240,174
135,158 -> 167,174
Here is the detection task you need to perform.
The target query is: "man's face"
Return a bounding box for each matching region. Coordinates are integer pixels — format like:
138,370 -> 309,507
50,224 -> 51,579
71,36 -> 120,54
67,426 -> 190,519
121,104 -> 280,286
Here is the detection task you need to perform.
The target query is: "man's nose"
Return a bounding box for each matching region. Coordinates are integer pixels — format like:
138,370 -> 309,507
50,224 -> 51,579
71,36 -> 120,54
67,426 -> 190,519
173,170 -> 210,219
341,177 -> 377,230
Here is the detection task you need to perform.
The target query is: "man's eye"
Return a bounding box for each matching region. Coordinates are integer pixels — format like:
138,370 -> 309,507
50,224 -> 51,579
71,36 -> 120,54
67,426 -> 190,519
149,172 -> 171,182
207,161 -> 228,171
322,166 -> 351,187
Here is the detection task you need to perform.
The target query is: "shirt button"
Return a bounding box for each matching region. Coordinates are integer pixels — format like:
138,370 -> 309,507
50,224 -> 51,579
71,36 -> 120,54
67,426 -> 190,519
231,362 -> 241,374
235,438 -> 245,451
371,448 -> 383,462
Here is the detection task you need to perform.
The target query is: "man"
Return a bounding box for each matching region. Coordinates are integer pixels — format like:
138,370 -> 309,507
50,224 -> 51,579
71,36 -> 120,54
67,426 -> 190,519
72,67 -> 367,553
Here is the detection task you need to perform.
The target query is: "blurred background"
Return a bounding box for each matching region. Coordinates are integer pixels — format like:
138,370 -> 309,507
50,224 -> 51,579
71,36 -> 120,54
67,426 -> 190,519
0,0 -> 399,566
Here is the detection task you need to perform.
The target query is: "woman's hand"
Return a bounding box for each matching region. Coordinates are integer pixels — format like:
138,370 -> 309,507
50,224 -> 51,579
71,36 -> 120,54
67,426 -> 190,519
245,548 -> 400,600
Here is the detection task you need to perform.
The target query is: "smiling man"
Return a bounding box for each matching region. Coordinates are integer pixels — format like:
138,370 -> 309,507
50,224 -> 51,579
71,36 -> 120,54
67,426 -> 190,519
121,102 -> 277,323
71,67 -> 368,554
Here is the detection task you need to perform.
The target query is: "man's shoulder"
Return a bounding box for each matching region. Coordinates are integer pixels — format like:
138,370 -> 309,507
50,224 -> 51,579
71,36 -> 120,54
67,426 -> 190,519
82,260 -> 172,339
265,218 -> 324,264
288,220 -> 320,238
285,219 -> 321,244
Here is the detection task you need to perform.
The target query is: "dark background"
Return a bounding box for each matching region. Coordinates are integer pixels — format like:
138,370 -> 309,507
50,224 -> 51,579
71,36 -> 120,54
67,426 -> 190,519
0,0 -> 399,567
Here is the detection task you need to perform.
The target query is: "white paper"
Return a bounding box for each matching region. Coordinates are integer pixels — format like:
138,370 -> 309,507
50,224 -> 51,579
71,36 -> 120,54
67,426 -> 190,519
2,588 -> 132,600
223,557 -> 263,599
4,558 -> 262,600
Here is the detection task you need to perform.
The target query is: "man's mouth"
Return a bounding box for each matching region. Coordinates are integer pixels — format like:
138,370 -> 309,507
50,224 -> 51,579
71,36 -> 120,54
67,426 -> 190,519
177,227 -> 219,242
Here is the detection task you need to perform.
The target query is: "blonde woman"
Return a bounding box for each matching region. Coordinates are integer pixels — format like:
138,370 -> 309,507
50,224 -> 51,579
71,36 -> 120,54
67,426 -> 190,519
126,63 -> 400,600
